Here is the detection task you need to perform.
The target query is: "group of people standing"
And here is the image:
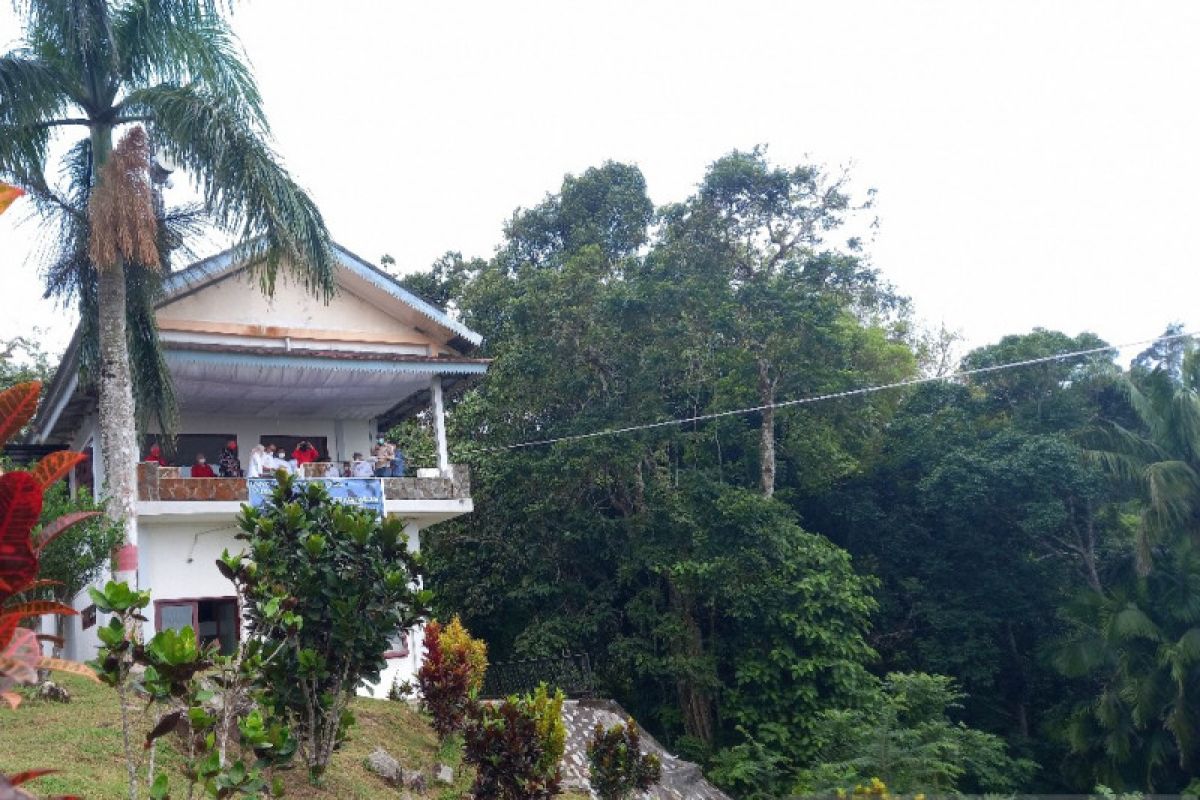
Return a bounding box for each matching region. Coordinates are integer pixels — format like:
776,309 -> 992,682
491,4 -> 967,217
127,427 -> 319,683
144,438 -> 405,479
245,441 -> 320,478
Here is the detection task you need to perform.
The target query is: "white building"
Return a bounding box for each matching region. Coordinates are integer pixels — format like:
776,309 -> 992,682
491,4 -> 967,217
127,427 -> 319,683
29,242 -> 487,696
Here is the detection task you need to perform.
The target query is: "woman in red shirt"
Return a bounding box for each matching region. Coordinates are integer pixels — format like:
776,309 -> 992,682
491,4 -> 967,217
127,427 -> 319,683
145,443 -> 167,465
190,453 -> 216,478
292,441 -> 319,466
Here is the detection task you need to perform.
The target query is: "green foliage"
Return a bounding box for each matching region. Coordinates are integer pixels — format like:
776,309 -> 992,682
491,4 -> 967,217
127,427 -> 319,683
404,152 -> 1200,796
34,484 -> 122,607
0,334 -> 54,392
794,672 -> 1036,795
384,418 -> 437,470
233,472 -> 425,778
586,718 -> 661,800
462,685 -> 565,800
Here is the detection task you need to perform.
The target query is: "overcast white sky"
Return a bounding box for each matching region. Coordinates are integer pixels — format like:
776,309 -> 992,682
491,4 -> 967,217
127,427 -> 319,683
2,0 -> 1198,361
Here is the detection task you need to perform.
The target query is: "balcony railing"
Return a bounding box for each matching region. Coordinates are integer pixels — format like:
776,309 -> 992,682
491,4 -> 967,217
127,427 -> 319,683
136,462 -> 471,503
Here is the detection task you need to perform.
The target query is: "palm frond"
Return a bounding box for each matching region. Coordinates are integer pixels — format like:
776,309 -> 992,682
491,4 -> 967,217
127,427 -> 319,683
112,0 -> 264,125
1118,377 -> 1169,446
0,51 -> 72,126
17,0 -> 115,86
1111,604 -> 1163,643
1167,389 -> 1200,466
0,123 -> 52,187
122,83 -> 335,299
1144,460 -> 1200,534
1082,420 -> 1167,487
124,260 -> 176,436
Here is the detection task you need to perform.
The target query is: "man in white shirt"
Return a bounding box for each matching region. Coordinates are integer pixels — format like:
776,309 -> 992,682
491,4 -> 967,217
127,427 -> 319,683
350,453 -> 375,478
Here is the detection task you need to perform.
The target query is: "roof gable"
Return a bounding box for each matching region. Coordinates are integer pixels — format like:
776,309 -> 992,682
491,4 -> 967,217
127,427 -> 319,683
160,243 -> 481,349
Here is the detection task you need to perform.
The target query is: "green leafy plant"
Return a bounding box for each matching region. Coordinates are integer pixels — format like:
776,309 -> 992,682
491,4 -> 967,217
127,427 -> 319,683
792,672 -> 1035,795
462,684 -> 565,799
586,718 -> 661,800
90,573 -> 297,800
233,472 -> 426,781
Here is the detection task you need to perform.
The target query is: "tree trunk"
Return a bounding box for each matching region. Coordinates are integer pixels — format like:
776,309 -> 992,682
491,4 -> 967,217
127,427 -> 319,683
92,124 -> 141,587
758,358 -> 776,497
669,583 -> 714,745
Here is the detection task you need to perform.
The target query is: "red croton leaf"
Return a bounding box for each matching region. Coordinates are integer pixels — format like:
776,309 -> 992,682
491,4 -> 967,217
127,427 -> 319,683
0,473 -> 42,600
0,627 -> 41,687
0,382 -> 40,449
0,182 -> 25,217
6,769 -> 57,786
29,451 -> 86,491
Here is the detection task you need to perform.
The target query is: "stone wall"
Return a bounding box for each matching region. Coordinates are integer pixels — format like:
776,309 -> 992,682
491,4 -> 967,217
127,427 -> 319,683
560,699 -> 731,800
136,462 -> 471,502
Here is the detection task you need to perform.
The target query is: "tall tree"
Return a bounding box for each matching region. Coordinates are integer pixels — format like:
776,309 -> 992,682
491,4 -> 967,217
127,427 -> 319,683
0,0 -> 333,579
654,148 -> 905,496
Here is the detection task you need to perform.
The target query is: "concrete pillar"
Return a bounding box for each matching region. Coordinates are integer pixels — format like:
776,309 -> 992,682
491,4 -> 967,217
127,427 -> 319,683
431,375 -> 450,475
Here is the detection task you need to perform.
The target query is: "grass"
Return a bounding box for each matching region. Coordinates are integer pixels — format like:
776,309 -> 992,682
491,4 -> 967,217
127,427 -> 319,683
0,674 -> 588,799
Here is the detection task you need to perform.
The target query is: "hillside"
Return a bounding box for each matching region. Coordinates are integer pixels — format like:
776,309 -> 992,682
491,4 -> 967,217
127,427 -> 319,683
0,674 -> 588,799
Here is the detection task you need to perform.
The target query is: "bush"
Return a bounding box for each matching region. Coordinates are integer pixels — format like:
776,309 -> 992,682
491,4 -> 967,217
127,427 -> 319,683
417,620 -> 473,739
440,615 -> 488,694
587,718 -> 661,800
793,672 -> 1036,795
463,684 -> 566,800
384,418 -> 436,469
233,473 -> 427,780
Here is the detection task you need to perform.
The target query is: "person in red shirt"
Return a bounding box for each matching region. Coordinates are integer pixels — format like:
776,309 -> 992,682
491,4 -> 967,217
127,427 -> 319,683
190,453 -> 216,478
145,443 -> 168,465
292,440 -> 319,466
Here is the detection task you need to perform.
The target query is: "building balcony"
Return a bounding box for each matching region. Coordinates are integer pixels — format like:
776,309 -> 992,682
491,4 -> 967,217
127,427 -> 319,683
135,462 -> 473,525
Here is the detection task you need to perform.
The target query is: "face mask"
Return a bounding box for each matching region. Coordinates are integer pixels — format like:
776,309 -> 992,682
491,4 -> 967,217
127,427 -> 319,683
198,459 -> 206,465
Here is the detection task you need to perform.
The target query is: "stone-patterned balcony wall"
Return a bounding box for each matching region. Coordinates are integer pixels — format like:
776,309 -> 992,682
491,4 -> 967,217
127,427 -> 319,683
136,462 -> 471,503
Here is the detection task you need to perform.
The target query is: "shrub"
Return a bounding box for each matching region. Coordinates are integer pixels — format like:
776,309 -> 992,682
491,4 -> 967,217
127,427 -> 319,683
440,614 -> 488,694
417,620 -> 473,739
90,579 -> 297,799
463,684 -> 565,800
587,718 -> 662,800
233,473 -> 427,780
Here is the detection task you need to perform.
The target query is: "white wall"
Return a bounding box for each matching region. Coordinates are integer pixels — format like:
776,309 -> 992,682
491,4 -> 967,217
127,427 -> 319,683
138,521 -> 242,609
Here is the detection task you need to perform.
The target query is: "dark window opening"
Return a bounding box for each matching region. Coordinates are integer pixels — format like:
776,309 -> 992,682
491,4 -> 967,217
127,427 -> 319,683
155,598 -> 239,656
144,434 -> 237,470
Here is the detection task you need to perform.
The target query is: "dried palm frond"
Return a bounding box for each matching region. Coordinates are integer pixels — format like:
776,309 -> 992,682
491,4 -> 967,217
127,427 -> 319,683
87,126 -> 160,271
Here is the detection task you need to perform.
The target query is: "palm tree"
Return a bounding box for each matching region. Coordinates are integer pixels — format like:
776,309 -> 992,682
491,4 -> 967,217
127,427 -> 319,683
1053,335 -> 1200,789
1087,337 -> 1200,572
1053,538 -> 1200,790
0,0 -> 334,582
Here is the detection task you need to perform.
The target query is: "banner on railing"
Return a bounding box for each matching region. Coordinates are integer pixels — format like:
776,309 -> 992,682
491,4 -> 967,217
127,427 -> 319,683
247,477 -> 385,519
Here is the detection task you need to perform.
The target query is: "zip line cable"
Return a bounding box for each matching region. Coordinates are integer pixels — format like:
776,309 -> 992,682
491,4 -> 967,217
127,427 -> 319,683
483,329 -> 1199,452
